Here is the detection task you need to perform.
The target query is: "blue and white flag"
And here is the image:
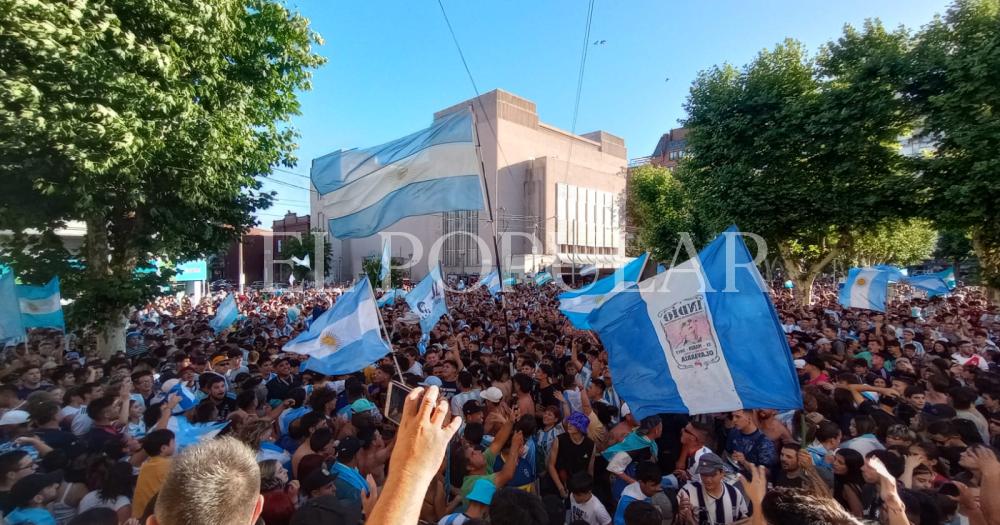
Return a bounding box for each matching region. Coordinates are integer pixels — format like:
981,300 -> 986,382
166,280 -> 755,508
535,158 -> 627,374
285,278 -> 390,376
0,272 -> 25,342
559,253 -> 649,330
313,109 -> 484,239
209,293 -> 238,333
379,239 -> 391,284
478,270 -> 501,297
290,255 -> 311,269
534,271 -> 553,286
503,277 -> 517,286
377,288 -> 406,307
872,264 -> 907,282
16,277 -> 64,330
580,265 -> 598,277
937,267 -> 957,289
839,268 -> 891,312
406,267 -> 448,336
907,273 -> 951,297
167,416 -> 228,450
656,264 -> 666,274
168,381 -> 199,415
586,227 -> 802,418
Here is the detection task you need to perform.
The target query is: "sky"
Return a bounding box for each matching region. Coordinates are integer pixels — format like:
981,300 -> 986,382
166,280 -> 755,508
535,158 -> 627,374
256,0 -> 950,225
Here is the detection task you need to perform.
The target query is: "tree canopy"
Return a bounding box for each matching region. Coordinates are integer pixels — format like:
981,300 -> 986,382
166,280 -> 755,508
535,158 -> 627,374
0,0 -> 325,351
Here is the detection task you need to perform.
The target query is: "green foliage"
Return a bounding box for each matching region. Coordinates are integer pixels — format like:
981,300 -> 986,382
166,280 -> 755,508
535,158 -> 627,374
626,164 -> 710,262
362,257 -> 403,289
279,229 -> 332,282
908,0 -> 1000,293
840,219 -> 938,267
0,0 -> 325,334
679,22 -> 917,302
934,229 -> 974,262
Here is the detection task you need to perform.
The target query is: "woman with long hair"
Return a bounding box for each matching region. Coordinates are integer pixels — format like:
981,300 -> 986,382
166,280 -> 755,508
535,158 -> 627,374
258,459 -> 298,525
832,448 -> 865,518
78,459 -> 133,523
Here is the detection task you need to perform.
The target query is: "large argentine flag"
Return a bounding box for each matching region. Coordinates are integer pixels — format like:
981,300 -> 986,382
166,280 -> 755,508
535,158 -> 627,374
839,268 -> 890,312
559,253 -> 648,330
312,109 -> 484,239
907,273 -> 951,297
587,228 -> 801,418
16,277 -> 64,330
284,277 -> 390,375
0,272 -> 25,342
406,267 -> 448,336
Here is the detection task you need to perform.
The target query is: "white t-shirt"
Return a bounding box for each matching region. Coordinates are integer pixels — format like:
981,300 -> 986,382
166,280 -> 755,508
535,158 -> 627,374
78,491 -> 130,513
59,405 -> 81,420
568,494 -> 612,525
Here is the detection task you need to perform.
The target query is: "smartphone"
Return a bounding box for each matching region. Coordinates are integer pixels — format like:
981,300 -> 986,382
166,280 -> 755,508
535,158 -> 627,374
384,380 -> 413,426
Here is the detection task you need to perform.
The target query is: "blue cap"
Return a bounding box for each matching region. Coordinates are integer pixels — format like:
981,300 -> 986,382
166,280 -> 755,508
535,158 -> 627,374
420,376 -> 443,387
467,479 -> 496,505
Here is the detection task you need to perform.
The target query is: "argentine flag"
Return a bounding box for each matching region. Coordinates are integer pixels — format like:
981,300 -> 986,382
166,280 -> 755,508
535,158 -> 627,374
284,277 -> 390,376
559,253 -> 648,330
312,108 -> 484,239
478,270 -> 501,297
377,288 -> 406,307
16,277 -> 64,330
534,271 -> 553,286
379,239 -> 391,284
580,264 -> 598,277
0,272 -> 25,342
839,268 -> 890,312
167,416 -> 229,450
209,293 -> 238,333
586,227 -> 801,418
907,272 -> 951,297
406,267 -> 448,336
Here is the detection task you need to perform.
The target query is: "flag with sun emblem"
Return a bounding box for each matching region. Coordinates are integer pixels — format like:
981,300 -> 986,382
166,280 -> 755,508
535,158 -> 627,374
283,277 -> 390,376
16,276 -> 64,330
838,268 -> 890,312
558,253 -> 648,330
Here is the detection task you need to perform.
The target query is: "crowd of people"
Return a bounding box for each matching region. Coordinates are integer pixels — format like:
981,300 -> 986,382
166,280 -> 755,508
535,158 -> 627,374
0,273 -> 998,525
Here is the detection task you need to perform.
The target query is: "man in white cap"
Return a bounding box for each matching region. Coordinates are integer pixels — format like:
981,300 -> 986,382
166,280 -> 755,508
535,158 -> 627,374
480,387 -> 505,435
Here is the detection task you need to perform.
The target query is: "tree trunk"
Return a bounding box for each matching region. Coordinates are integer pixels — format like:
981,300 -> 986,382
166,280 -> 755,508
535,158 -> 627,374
778,239 -> 843,307
971,227 -> 1000,303
85,214 -> 122,358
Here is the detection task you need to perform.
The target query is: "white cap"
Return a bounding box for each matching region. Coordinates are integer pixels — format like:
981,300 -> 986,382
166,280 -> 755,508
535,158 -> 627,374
0,410 -> 30,426
794,359 -> 806,370
481,386 -> 504,403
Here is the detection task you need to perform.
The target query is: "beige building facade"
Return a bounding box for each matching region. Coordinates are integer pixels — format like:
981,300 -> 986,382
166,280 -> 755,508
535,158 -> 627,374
311,89 -> 629,283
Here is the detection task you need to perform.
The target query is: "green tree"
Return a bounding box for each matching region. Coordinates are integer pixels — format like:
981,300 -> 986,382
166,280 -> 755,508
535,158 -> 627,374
362,257 -> 403,289
279,230 -> 332,283
626,164 -> 710,262
679,22 -> 916,304
0,0 -> 324,354
934,228 -> 975,281
839,219 -> 938,267
908,0 -> 1000,300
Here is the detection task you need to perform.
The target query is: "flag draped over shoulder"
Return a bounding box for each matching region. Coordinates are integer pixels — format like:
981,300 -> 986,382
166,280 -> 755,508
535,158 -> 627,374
558,254 -> 648,330
587,227 -> 801,418
312,108 -> 484,239
284,277 -> 390,376
16,277 -> 64,330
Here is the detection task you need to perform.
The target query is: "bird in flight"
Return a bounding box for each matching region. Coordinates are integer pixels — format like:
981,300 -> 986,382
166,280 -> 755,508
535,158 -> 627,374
593,39 -> 606,45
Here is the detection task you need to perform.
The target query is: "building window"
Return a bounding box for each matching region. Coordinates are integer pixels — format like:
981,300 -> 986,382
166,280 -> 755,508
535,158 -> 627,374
442,211 -> 480,269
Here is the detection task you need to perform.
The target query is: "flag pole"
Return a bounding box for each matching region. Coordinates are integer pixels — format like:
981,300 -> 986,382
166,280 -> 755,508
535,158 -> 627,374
469,104 -> 515,370
369,278 -> 406,381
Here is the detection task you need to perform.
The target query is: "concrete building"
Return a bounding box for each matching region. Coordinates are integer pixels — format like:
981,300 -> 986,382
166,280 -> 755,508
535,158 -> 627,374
311,89 -> 630,283
210,227 -> 269,286
649,127 -> 688,169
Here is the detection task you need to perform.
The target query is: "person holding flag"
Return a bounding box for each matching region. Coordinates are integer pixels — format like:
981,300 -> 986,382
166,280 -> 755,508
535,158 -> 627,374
405,266 -> 448,345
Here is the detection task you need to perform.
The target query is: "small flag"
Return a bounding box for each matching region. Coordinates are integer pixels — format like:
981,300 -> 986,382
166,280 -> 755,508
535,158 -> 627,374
587,227 -> 802,418
906,273 -> 951,297
839,268 -> 890,312
534,272 -> 554,286
478,270 -> 501,297
284,277 -> 390,376
209,294 -> 239,333
559,254 -> 648,330
167,415 -> 229,450
16,277 -> 64,330
580,265 -> 598,277
0,272 -> 25,343
168,381 -> 199,415
379,239 -> 391,284
377,288 -> 406,307
405,267 -> 448,337
289,273 -> 296,286
290,255 -> 311,269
